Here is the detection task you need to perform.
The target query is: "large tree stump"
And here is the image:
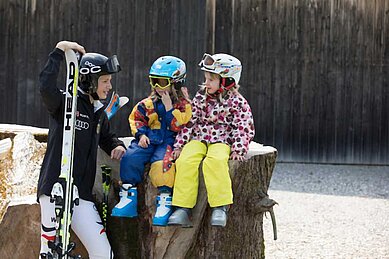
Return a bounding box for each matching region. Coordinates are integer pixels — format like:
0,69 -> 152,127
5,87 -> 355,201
96,139 -> 277,259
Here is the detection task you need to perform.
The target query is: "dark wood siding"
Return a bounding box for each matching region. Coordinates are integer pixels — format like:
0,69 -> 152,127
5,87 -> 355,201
214,0 -> 389,164
0,0 -> 207,136
1,0 -> 388,164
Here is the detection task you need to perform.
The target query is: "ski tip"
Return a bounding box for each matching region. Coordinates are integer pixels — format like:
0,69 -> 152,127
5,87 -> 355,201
119,97 -> 129,106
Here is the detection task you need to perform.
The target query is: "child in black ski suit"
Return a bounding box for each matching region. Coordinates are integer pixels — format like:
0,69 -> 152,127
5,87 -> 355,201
38,41 -> 126,258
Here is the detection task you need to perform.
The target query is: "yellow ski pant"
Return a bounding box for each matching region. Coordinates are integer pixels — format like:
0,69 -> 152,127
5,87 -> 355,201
172,140 -> 233,208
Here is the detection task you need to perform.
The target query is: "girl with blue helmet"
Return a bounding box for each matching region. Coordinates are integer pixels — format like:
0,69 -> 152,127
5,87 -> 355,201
111,56 -> 192,226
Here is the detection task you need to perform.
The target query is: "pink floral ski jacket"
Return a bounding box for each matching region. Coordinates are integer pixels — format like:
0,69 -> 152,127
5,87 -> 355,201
174,88 -> 255,158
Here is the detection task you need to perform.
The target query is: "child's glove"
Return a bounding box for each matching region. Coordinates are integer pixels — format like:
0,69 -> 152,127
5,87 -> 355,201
230,152 -> 245,161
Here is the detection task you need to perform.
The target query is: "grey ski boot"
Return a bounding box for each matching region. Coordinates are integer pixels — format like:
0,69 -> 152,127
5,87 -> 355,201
211,205 -> 228,227
168,207 -> 193,228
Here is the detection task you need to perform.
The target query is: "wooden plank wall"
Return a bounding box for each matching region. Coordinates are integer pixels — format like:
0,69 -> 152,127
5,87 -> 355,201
1,0 -> 388,164
215,0 -> 389,164
0,0 -> 207,137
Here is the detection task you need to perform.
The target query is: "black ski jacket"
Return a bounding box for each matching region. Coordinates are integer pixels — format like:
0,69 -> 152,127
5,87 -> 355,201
37,48 -> 125,202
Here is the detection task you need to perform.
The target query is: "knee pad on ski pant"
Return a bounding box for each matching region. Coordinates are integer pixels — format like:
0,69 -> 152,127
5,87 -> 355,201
149,160 -> 175,188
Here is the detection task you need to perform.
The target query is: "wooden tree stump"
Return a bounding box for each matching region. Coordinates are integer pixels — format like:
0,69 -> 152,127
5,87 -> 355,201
95,139 -> 277,259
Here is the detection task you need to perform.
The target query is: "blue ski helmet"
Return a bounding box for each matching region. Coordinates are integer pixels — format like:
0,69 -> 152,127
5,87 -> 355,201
149,56 -> 186,90
79,53 -> 121,99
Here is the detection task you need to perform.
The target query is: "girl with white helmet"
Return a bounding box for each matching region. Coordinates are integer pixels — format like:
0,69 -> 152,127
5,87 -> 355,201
168,53 -> 255,227
111,56 -> 192,227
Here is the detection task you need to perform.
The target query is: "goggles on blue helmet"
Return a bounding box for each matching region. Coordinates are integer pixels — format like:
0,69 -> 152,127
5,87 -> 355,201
149,75 -> 172,89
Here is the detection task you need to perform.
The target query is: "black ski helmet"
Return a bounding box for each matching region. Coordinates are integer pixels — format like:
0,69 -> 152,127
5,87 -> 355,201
79,53 -> 121,99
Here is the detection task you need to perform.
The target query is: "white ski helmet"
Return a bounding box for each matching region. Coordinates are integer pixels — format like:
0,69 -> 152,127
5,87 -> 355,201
198,53 -> 242,90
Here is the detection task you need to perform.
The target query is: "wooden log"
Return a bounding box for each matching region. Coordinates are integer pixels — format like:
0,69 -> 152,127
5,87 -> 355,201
144,150 -> 277,258
96,139 -> 277,258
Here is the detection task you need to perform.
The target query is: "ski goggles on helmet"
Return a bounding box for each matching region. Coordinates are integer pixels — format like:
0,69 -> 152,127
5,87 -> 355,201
103,55 -> 121,74
198,53 -> 216,70
149,75 -> 172,89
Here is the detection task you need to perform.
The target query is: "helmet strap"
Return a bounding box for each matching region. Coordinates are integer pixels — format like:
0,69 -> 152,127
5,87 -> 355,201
220,77 -> 235,92
206,88 -> 221,99
80,75 -> 91,91
89,79 -> 100,100
91,92 -> 99,100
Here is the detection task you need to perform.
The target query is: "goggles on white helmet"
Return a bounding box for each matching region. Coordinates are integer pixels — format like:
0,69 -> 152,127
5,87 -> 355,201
198,53 -> 242,86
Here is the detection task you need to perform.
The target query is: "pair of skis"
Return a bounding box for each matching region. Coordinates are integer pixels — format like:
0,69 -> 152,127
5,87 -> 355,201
47,50 -> 127,258
46,50 -> 79,259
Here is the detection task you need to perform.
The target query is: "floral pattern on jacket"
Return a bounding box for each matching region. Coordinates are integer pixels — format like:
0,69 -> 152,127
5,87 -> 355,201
174,88 -> 255,158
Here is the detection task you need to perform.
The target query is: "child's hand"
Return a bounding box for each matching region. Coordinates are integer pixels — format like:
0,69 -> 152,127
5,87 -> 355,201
56,41 -> 86,54
111,146 -> 126,160
181,87 -> 189,99
230,152 -> 245,161
139,135 -> 150,148
172,149 -> 182,160
161,91 -> 173,111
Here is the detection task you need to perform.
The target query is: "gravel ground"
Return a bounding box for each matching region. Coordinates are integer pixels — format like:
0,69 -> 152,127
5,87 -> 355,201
263,163 -> 389,259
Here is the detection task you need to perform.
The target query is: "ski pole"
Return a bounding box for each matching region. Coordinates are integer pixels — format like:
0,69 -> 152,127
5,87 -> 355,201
101,165 -> 112,228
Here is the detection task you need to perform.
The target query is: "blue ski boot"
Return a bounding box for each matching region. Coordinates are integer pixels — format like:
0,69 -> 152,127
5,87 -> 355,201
152,193 -> 173,226
111,184 -> 138,218
210,205 -> 228,227
168,207 -> 193,228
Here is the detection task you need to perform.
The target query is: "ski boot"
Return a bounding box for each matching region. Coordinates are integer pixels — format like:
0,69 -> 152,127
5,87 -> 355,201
152,192 -> 173,226
168,207 -> 193,228
210,205 -> 228,227
111,184 -> 138,217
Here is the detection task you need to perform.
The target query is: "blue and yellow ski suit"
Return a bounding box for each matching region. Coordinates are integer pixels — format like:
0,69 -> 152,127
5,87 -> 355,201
120,96 -> 192,190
